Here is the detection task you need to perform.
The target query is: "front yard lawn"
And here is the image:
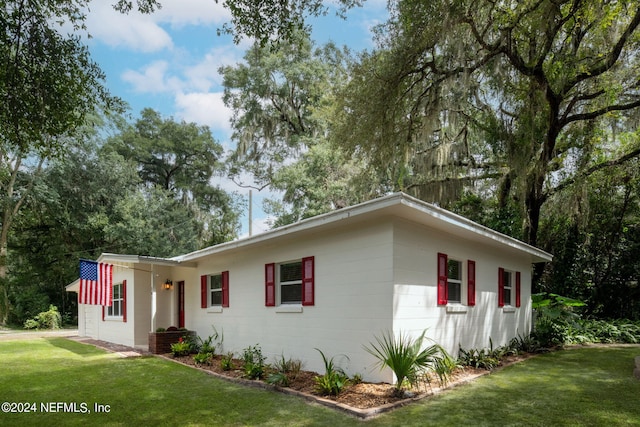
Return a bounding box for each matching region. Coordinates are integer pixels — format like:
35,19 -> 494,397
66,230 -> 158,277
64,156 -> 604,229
0,338 -> 638,426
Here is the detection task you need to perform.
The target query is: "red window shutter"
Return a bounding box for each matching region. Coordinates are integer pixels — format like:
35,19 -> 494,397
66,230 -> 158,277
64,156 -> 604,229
467,260 -> 476,306
302,256 -> 315,306
122,280 -> 127,323
265,263 -> 275,306
222,271 -> 229,308
200,275 -> 207,308
437,253 -> 448,305
498,267 -> 505,307
102,305 -> 105,322
515,271 -> 521,308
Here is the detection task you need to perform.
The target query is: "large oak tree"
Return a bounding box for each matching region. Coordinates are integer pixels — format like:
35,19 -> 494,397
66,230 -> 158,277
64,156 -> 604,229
332,0 -> 640,250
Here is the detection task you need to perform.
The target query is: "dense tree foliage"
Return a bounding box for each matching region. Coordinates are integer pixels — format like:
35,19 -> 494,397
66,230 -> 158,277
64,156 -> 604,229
264,141 -> 384,227
220,32 -> 387,226
8,137 -> 138,324
217,0 -> 640,319
105,109 -> 241,247
538,158 -> 640,319
0,0 -> 123,324
220,32 -> 351,190
333,0 -> 640,248
8,112 -> 242,325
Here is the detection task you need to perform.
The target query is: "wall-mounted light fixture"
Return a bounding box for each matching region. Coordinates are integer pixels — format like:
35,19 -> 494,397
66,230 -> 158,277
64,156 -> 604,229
163,279 -> 173,290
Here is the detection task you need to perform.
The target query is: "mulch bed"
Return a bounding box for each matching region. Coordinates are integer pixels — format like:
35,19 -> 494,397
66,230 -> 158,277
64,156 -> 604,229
66,336 -> 533,418
165,353 -> 490,417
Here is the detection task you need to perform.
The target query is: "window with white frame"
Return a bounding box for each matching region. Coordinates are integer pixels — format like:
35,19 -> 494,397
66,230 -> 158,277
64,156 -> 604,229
265,257 -> 314,307
279,261 -> 302,304
107,283 -> 123,317
200,271 -> 228,308
502,269 -> 512,306
209,274 -> 223,306
447,259 -> 462,303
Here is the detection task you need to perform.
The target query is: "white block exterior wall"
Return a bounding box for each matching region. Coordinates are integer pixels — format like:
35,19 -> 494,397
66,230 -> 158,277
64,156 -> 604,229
392,218 -> 533,357
178,216 -> 537,384
183,219 -> 395,383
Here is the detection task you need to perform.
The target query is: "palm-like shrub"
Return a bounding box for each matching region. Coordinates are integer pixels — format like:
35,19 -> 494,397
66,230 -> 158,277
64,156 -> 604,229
364,330 -> 453,396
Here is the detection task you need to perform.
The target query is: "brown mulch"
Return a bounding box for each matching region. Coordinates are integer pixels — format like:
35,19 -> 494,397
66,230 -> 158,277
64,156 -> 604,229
167,353 -> 492,413
61,336 -> 535,417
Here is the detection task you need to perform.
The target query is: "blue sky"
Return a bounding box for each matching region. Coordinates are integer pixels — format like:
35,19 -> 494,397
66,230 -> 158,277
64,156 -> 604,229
81,0 -> 388,236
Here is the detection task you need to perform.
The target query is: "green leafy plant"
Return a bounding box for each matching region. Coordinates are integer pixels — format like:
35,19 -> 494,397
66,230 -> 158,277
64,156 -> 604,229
532,293 -> 586,347
220,352 -> 235,371
23,305 -> 62,330
196,335 -> 216,356
457,346 -> 500,370
155,327 -> 166,332
509,332 -> 543,354
193,328 -> 223,366
170,337 -> 191,357
313,348 -> 350,396
458,337 -> 523,371
364,330 -> 453,396
351,373 -> 363,384
195,325 -> 224,355
266,354 -> 303,387
193,351 -> 213,366
242,344 -> 266,379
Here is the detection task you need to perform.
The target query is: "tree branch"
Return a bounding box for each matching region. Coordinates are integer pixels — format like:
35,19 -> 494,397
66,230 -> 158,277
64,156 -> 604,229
563,98 -> 640,125
548,146 -> 640,197
561,5 -> 640,95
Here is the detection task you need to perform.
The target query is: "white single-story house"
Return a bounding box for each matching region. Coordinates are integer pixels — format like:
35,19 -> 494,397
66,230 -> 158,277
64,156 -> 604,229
67,192 -> 552,383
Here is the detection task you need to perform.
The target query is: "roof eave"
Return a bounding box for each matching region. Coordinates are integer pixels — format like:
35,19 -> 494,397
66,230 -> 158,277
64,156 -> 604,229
174,192 -> 552,264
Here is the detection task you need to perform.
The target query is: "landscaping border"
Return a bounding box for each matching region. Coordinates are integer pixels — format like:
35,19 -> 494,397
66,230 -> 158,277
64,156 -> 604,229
158,353 -> 489,419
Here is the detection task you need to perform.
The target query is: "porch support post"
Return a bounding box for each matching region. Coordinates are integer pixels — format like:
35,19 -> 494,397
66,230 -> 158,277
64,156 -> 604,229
151,264 -> 157,332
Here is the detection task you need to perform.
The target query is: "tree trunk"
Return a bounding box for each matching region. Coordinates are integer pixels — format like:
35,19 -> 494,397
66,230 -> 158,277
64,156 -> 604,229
0,230 -> 9,326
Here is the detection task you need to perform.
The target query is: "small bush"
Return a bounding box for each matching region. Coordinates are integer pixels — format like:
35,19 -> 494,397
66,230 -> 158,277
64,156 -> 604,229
195,326 -> 223,355
457,347 -> 500,370
313,348 -> 350,396
351,373 -> 363,384
266,354 -> 303,387
23,305 -> 62,330
242,345 -> 266,379
170,337 -> 191,357
509,332 -> 543,353
193,352 -> 213,366
23,318 -> 39,329
220,352 -> 235,371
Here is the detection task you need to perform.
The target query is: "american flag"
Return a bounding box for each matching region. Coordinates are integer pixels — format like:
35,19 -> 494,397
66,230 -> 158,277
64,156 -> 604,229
79,260 -> 113,306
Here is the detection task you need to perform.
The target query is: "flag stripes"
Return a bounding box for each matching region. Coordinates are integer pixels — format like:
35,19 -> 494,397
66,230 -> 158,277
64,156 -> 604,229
79,260 -> 113,306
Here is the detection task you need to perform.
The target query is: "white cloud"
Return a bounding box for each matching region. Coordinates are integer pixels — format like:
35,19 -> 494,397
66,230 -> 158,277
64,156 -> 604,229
119,42 -> 243,97
154,0 -> 231,27
175,92 -> 232,133
85,3 -> 173,52
121,61 -> 182,93
183,46 -> 242,90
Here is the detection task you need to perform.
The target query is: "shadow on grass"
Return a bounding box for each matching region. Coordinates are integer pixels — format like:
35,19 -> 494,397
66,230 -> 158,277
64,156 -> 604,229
374,346 -> 640,427
45,337 -> 107,357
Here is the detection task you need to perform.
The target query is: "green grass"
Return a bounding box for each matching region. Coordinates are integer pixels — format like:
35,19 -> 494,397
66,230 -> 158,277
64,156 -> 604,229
0,339 -> 639,426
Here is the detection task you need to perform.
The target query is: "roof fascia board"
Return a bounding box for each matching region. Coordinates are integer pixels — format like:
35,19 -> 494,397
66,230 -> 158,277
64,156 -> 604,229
97,253 -> 196,268
174,192 -> 551,264
172,193 -> 402,262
